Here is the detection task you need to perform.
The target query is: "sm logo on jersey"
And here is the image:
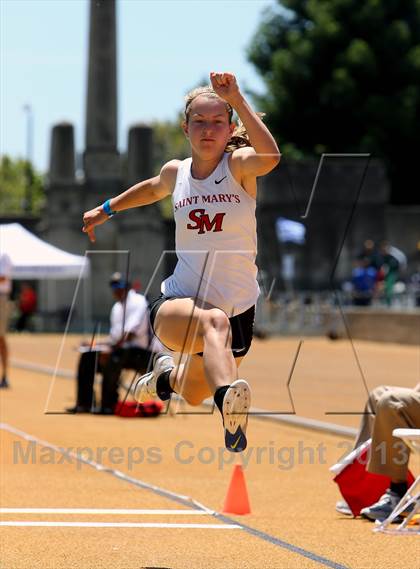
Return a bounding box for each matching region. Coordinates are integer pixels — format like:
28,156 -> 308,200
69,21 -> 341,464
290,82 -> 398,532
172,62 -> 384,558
187,209 -> 226,234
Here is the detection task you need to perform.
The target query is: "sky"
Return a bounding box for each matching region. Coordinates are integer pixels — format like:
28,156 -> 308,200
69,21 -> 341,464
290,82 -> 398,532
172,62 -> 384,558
1,0 -> 276,172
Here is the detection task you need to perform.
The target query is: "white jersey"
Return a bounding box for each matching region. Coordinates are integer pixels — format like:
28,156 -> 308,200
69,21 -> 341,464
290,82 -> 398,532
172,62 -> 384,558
110,289 -> 150,348
162,153 -> 260,316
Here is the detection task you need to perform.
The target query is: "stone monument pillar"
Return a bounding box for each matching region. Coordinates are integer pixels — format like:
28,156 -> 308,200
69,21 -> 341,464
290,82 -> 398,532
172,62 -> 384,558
127,124 -> 153,182
49,123 -> 76,185
83,0 -> 121,322
84,0 -> 119,180
41,122 -> 86,329
43,0 -> 164,329
44,122 -> 81,243
119,124 -> 164,298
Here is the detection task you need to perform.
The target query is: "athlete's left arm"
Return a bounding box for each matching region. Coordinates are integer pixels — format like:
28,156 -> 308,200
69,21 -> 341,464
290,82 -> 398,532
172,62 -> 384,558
231,96 -> 281,177
210,72 -> 281,177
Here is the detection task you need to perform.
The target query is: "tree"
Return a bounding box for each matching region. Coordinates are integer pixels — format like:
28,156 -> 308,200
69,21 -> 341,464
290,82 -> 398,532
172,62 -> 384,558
248,0 -> 420,204
151,114 -> 190,175
0,156 -> 45,214
151,76 -> 209,174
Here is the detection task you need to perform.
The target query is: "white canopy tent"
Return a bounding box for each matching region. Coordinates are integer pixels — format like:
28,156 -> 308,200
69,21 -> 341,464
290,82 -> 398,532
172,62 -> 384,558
0,223 -> 90,279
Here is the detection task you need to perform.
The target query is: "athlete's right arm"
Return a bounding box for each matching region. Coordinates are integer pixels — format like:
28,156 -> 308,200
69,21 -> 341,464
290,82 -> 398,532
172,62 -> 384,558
82,160 -> 179,242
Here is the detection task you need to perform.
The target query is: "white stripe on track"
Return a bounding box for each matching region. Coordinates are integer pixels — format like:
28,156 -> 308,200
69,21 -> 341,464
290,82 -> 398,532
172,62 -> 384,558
10,359 -> 74,379
0,521 -> 240,529
0,508 -> 209,515
0,422 -> 215,515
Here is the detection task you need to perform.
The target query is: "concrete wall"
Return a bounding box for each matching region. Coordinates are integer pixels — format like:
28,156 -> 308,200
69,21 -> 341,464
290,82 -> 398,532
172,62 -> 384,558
344,309 -> 420,345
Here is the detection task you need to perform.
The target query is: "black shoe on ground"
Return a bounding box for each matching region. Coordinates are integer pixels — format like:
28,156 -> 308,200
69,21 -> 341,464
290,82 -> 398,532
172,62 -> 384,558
0,377 -> 10,388
93,406 -> 115,415
360,489 -> 414,522
65,405 -> 91,414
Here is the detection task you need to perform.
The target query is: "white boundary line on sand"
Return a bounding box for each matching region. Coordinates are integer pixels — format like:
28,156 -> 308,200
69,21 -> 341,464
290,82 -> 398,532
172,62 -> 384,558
1,423 -> 238,532
0,424 -> 238,531
0,508 -> 210,515
11,359 -> 357,439
0,521 -> 240,529
0,422 -> 214,515
11,359 -> 74,379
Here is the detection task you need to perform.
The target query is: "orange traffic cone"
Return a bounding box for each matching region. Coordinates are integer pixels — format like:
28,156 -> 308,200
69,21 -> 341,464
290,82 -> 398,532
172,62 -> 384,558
222,464 -> 251,515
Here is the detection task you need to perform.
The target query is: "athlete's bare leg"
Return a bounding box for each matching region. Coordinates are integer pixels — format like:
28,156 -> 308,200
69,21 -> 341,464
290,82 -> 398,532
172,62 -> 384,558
154,297 -> 243,405
171,352 -> 244,405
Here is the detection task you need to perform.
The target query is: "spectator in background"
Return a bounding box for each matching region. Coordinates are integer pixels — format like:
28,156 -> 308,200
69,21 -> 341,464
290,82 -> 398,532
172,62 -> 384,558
387,243 -> 407,276
408,241 -> 420,307
378,241 -> 400,306
67,273 -> 160,414
357,239 -> 382,271
408,240 -> 420,268
351,257 -> 377,306
16,283 -> 37,332
336,384 -> 420,521
409,266 -> 420,307
0,252 -> 13,388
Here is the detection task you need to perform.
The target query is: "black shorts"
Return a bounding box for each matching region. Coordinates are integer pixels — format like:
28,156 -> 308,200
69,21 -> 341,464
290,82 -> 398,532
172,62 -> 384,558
149,294 -> 255,358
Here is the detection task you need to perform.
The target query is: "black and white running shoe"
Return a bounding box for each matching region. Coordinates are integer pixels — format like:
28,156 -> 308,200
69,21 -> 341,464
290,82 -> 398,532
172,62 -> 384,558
133,353 -> 175,402
222,379 -> 251,452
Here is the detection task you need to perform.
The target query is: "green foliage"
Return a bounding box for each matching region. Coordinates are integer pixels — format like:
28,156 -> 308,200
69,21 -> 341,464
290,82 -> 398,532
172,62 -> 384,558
248,0 -> 420,203
151,114 -> 190,175
150,75 -> 208,176
0,156 -> 45,214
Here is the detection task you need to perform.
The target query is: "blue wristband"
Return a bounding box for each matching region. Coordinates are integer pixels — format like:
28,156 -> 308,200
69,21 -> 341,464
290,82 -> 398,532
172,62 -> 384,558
102,199 -> 117,217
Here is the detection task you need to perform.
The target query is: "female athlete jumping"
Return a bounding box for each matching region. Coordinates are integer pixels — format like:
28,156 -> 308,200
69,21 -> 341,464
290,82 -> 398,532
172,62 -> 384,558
82,72 -> 280,452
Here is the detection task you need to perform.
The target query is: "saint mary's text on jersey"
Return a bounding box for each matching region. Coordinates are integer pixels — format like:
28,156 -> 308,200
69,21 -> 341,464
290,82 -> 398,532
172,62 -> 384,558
174,194 -> 241,212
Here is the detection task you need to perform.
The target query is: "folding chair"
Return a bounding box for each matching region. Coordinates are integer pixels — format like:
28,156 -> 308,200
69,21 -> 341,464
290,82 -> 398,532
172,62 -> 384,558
374,428 -> 420,535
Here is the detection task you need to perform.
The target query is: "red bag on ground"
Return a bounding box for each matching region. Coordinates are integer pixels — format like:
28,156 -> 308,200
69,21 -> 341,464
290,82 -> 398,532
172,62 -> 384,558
114,400 -> 163,418
331,440 -> 415,516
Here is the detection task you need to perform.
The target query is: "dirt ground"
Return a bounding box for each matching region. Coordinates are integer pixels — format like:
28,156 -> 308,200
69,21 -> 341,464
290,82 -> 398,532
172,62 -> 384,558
1,333 -> 419,569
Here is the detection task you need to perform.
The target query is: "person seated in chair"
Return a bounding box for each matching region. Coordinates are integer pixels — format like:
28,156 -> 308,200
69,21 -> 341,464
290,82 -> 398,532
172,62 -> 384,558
67,273 -> 160,414
336,384 -> 420,521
